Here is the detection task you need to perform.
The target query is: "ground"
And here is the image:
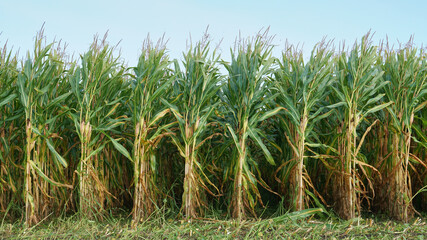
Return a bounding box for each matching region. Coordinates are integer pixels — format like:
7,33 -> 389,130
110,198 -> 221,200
1,213 -> 426,239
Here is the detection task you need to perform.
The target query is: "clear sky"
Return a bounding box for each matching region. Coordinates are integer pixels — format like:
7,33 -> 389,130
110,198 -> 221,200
1,0 -> 426,66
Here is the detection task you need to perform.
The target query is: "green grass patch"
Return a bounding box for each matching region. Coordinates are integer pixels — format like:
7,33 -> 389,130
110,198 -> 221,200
1,213 -> 426,239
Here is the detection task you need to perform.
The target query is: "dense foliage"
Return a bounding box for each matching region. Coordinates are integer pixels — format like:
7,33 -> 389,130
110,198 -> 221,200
0,30 -> 426,227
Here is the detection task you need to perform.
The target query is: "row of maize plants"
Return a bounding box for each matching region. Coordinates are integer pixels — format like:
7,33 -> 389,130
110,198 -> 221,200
0,30 -> 426,227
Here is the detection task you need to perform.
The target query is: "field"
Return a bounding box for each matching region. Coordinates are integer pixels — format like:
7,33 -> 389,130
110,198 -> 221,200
1,213 -> 427,239
0,29 -> 426,238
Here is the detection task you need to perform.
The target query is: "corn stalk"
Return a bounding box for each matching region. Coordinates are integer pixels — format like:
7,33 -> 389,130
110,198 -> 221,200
130,37 -> 173,224
16,34 -> 71,226
221,32 -> 280,221
0,44 -> 20,216
69,36 -> 128,219
163,35 -> 221,220
274,41 -> 334,211
330,33 -> 392,219
382,43 -> 427,222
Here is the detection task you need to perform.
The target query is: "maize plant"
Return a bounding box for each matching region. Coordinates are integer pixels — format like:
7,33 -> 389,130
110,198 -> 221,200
163,35 -> 222,220
69,36 -> 129,219
0,44 -> 20,216
381,43 -> 427,222
221,32 -> 281,221
330,33 -> 392,219
273,41 -> 334,211
16,34 -> 72,226
130,37 -> 173,224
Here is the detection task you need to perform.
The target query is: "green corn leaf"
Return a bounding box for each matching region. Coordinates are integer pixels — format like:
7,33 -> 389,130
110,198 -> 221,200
363,101 -> 393,118
247,127 -> 275,165
46,138 -> 68,168
105,134 -> 133,162
0,93 -> 17,107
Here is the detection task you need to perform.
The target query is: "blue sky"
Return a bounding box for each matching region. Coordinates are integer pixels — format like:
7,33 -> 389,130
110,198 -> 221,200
1,0 -> 426,66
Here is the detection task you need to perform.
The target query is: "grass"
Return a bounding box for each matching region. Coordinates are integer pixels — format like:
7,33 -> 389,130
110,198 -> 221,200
1,212 -> 426,239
